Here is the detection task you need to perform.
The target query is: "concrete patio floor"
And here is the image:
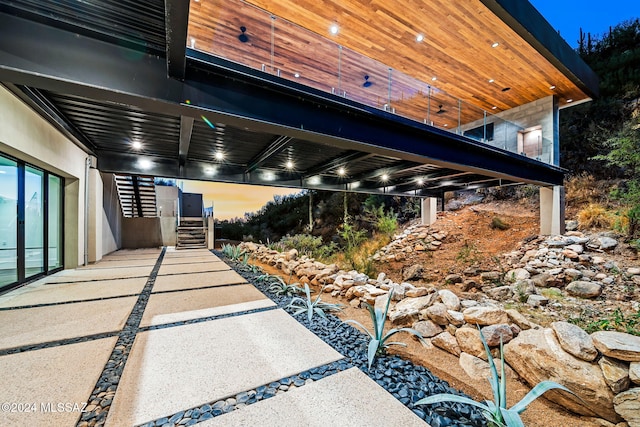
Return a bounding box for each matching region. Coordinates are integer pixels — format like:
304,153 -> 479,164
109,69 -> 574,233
0,248 -> 428,427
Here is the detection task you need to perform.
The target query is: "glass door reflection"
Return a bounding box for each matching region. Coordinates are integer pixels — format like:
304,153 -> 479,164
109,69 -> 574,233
0,155 -> 18,288
24,166 -> 44,279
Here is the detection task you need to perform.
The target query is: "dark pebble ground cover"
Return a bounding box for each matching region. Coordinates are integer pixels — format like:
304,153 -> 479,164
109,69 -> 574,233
220,253 -> 487,427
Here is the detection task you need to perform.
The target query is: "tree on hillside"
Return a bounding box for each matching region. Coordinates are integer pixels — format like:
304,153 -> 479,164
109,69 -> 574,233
561,19 -> 640,176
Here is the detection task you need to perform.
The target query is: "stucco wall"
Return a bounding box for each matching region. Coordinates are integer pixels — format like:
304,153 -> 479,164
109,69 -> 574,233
0,85 -> 88,268
101,172 -> 122,256
121,218 -> 163,248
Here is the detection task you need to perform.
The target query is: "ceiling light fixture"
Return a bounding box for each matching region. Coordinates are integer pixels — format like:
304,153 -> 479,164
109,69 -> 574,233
566,99 -> 573,103
138,159 -> 152,170
417,178 -> 424,185
190,37 -> 196,48
488,79 -> 494,83
431,76 -> 437,81
337,167 -> 346,176
215,151 -> 224,161
443,124 -> 448,127
492,42 -> 499,48
381,174 -> 389,182
492,106 -> 497,110
132,140 -> 142,150
286,160 -> 294,170
294,72 -> 300,78
416,34 -> 424,42
330,24 -> 339,35
549,85 -> 556,90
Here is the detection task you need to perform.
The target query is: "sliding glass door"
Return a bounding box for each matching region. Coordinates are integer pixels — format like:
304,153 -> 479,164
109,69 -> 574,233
0,153 -> 63,292
0,156 -> 18,287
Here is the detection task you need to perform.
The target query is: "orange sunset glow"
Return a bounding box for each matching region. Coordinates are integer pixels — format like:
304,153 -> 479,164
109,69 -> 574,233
180,180 -> 301,220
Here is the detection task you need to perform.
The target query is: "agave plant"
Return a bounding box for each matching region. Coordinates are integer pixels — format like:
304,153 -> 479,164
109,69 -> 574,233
345,289 -> 425,369
221,243 -> 246,262
268,276 -> 305,297
416,327 -> 579,426
287,283 -> 343,322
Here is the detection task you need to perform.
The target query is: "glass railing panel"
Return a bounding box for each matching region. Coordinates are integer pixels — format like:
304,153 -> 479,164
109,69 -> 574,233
425,89 -> 460,133
272,16 -> 340,93
389,69 -> 432,124
340,47 -> 391,109
458,100 -> 490,142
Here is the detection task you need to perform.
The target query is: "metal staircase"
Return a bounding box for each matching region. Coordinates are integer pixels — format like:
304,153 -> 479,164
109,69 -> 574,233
114,174 -> 157,217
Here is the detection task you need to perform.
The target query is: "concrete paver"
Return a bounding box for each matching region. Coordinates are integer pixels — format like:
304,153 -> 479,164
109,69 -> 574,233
0,297 -> 136,349
152,270 -> 247,293
141,284 -> 273,327
0,337 -> 118,427
106,309 -> 344,426
200,367 -> 427,427
0,277 -> 146,307
157,261 -> 230,276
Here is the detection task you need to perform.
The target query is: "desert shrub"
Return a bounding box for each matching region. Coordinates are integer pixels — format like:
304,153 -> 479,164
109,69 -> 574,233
577,204 -> 613,229
279,234 -> 323,257
456,241 -> 481,265
490,217 -> 510,230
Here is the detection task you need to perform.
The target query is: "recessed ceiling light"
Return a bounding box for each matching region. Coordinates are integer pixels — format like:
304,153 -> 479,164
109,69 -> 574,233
549,85 -> 556,90
431,76 -> 437,81
294,72 -> 300,78
488,79 -> 494,83
215,151 -> 224,161
417,178 -> 424,185
566,99 -> 573,103
416,34 -> 424,42
132,140 -> 142,150
330,24 -> 339,35
190,37 -> 196,48
138,159 -> 152,170
286,160 -> 294,170
492,42 -> 499,48
337,167 -> 346,176
492,106 -> 497,110
443,124 -> 448,127
381,174 -> 389,182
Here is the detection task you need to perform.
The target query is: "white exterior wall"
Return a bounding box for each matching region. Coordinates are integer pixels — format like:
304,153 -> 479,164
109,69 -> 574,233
0,85 -> 120,268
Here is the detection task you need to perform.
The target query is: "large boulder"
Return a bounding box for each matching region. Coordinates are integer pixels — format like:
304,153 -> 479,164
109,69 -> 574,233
402,264 -> 423,281
598,357 -> 630,394
504,328 -> 621,423
566,281 -> 602,298
551,321 -> 598,361
423,303 -> 450,326
388,294 -> 436,323
455,327 -> 485,359
481,324 -> 514,347
438,289 -> 461,311
592,331 -> 640,362
613,388 -> 640,426
432,331 -> 461,356
412,320 -> 443,338
463,306 -> 509,326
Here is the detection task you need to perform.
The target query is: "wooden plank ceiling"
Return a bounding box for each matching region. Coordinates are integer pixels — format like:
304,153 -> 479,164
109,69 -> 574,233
187,0 -> 589,129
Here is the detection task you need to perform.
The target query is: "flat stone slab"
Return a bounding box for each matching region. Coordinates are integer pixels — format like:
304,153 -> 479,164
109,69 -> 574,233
78,258 -> 157,269
44,266 -> 152,283
161,256 -> 220,265
157,262 -> 230,276
0,337 -> 117,426
0,297 -> 136,349
164,248 -> 214,258
106,309 -> 343,426
0,277 -> 146,307
141,285 -> 272,327
200,367 -> 427,427
152,270 -> 247,293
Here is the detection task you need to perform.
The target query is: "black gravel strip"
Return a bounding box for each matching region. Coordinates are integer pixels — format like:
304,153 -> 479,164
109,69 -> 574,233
76,247 -> 166,427
218,251 -> 487,427
138,359 -> 352,427
138,305 -> 277,332
0,293 -> 142,311
0,331 -> 121,356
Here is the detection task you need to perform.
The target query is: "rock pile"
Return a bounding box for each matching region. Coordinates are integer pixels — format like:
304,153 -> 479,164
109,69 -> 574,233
239,232 -> 640,425
372,224 -> 447,262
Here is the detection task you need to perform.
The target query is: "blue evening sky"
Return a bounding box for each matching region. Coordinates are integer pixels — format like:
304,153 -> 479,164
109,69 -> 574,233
529,0 -> 640,47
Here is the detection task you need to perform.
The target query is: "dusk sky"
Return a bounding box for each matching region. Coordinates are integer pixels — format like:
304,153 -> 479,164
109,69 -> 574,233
184,1 -> 638,220
530,0 -> 639,47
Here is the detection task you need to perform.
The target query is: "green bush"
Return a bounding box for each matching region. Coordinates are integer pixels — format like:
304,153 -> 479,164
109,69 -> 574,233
490,217 -> 510,230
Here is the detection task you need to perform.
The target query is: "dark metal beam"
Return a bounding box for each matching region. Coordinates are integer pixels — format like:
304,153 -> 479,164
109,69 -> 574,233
303,152 -> 376,178
165,0 -> 190,80
178,115 -> 194,167
244,136 -> 292,174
